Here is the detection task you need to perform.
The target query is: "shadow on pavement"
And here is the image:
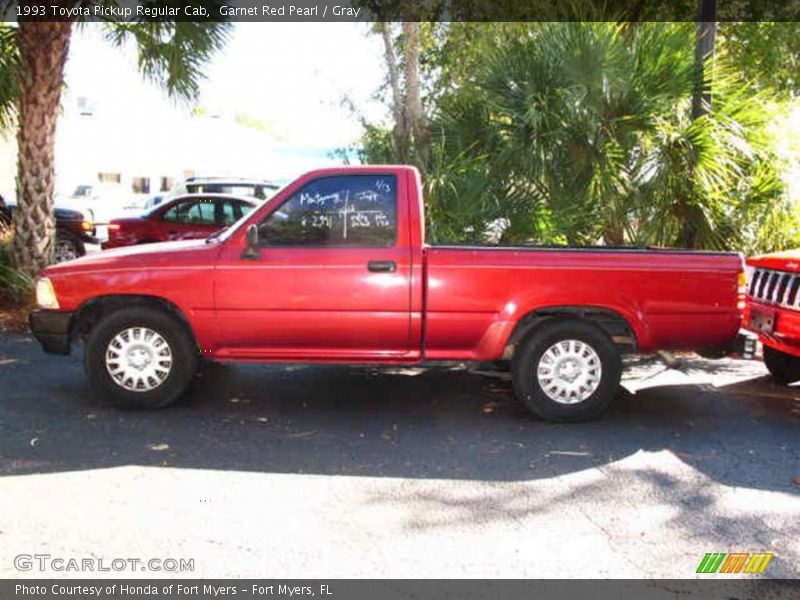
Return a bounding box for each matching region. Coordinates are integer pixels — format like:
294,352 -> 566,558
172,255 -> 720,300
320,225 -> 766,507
1,333 -> 798,494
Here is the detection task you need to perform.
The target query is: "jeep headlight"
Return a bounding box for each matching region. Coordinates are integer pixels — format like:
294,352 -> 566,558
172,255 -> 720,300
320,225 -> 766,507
36,277 -> 59,310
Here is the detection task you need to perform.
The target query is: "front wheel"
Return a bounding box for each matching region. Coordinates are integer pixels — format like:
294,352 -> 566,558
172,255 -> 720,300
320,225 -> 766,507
512,320 -> 621,422
763,345 -> 800,383
53,234 -> 83,263
85,307 -> 197,409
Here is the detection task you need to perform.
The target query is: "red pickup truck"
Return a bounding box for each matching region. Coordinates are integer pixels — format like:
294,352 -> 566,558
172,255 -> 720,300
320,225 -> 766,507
744,250 -> 800,383
29,166 -> 745,421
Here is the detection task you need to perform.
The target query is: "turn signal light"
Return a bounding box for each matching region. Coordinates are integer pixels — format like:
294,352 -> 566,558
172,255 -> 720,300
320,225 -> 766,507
737,271 -> 747,311
80,220 -> 93,232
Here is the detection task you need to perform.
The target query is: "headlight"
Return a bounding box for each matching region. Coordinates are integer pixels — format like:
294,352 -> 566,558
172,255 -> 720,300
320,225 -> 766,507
36,277 -> 59,310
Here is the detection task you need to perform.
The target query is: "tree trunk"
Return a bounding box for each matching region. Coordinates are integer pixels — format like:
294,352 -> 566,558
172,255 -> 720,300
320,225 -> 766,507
12,21 -> 72,276
402,21 -> 428,165
681,0 -> 717,248
379,22 -> 407,163
691,15 -> 717,119
602,226 -> 625,246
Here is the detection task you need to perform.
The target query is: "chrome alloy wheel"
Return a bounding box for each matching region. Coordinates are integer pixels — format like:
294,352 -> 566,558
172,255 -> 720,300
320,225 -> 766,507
536,339 -> 602,404
105,327 -> 173,392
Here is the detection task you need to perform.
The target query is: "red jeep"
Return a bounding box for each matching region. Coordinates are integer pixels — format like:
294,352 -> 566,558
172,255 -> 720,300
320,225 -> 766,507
30,166 -> 744,421
744,250 -> 800,382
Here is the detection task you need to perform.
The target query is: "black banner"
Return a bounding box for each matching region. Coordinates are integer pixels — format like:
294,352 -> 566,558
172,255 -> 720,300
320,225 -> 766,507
2,0 -> 800,23
1,580 -> 799,600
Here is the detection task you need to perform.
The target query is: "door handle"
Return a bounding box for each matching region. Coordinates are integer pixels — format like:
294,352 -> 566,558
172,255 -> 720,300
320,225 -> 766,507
367,260 -> 396,273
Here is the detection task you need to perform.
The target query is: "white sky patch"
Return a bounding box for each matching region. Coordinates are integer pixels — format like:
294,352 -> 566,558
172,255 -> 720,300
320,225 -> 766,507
64,22 -> 388,150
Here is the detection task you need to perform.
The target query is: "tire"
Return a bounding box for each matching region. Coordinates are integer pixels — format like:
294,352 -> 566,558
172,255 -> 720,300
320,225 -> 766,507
763,345 -> 800,383
53,234 -> 83,263
512,319 -> 621,422
84,307 -> 197,409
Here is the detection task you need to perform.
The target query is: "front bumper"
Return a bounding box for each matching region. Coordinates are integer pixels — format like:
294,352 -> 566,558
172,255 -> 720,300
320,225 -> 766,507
29,310 -> 73,355
58,225 -> 99,246
743,301 -> 800,358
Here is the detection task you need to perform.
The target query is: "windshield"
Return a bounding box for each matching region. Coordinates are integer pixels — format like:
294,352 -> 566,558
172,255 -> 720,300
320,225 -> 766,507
72,185 -> 92,197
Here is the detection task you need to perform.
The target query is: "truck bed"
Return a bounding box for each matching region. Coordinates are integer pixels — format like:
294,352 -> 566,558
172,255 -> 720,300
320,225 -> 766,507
423,245 -> 743,360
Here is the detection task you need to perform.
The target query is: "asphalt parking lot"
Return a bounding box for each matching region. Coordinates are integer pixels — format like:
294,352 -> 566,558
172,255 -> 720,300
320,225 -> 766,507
0,332 -> 798,579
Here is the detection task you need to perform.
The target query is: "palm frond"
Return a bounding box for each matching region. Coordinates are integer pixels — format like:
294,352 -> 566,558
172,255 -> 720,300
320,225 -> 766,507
0,24 -> 19,130
103,12 -> 232,102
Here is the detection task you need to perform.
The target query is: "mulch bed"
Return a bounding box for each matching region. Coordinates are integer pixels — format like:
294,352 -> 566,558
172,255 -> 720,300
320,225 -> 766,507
0,296 -> 34,333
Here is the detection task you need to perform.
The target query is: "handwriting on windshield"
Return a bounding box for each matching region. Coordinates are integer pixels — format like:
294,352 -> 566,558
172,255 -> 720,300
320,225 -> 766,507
298,186 -> 394,239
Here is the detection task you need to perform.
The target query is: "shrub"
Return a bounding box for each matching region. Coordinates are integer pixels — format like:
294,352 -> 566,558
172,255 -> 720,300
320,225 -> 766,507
0,222 -> 34,304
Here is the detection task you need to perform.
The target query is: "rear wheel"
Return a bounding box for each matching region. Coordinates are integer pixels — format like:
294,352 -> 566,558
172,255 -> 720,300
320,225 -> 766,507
512,320 -> 621,422
85,307 -> 197,409
763,345 -> 800,383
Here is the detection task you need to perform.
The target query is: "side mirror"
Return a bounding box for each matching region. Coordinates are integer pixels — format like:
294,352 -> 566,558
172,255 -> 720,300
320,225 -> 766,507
241,224 -> 260,260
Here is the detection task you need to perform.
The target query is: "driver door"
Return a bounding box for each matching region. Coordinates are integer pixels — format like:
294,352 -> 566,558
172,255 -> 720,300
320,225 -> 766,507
214,173 -> 413,360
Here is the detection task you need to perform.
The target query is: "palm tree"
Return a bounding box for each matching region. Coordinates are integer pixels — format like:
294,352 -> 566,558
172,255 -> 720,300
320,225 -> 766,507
5,16 -> 231,276
420,22 -> 787,251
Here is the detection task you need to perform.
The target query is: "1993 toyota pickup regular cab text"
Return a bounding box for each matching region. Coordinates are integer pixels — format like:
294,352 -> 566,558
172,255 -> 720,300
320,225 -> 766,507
29,166 -> 745,421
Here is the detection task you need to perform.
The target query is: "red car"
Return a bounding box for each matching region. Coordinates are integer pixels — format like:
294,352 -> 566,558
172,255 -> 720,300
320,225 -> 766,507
744,250 -> 800,382
102,194 -> 257,249
30,166 -> 744,421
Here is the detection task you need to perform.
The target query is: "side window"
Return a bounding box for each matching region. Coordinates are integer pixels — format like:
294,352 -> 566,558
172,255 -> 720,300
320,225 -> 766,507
163,199 -> 216,225
258,175 -> 397,247
161,201 -> 190,223
219,200 -> 238,226
185,199 -> 216,225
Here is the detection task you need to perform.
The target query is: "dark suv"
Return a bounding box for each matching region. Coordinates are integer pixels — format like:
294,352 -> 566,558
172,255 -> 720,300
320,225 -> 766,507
0,201 -> 98,263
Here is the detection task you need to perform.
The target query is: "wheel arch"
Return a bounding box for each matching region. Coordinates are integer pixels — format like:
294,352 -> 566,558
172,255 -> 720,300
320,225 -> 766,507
504,305 -> 639,358
71,294 -> 198,349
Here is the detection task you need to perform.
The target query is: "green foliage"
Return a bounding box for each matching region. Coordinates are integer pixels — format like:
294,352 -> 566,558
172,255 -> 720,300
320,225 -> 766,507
0,224 -> 34,303
719,23 -> 800,97
358,22 -> 800,253
357,123 -> 397,164
0,24 -> 17,130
